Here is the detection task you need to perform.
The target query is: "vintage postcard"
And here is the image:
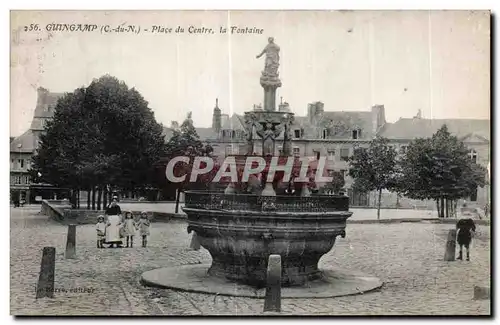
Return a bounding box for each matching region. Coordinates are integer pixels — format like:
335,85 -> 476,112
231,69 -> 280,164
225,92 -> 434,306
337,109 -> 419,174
10,10 -> 491,316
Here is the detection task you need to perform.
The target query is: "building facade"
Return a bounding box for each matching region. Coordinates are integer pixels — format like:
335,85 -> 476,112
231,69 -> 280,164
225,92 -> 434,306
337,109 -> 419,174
12,89 -> 490,208
163,99 -> 490,208
10,87 -> 67,204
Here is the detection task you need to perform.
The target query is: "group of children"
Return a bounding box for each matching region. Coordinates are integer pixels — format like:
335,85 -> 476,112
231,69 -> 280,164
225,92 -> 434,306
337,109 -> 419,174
95,211 -> 151,248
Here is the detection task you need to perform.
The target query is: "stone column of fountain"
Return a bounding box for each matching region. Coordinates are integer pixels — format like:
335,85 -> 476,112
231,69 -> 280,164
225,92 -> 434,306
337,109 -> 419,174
242,36 -> 295,199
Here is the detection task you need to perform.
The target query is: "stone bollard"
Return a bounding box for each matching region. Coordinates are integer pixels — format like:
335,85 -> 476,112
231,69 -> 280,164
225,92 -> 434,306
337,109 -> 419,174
190,232 -> 201,251
36,247 -> 55,299
65,224 -> 76,259
263,254 -> 281,313
473,286 -> 490,300
444,229 -> 456,261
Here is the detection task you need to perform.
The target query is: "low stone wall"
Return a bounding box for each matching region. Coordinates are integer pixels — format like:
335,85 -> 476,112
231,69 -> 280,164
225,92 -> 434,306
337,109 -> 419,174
41,200 -> 186,225
41,200 -> 72,222
63,209 -> 105,224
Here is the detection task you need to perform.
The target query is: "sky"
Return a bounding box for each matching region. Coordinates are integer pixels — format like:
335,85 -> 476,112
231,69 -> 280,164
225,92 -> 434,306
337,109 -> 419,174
10,10 -> 490,136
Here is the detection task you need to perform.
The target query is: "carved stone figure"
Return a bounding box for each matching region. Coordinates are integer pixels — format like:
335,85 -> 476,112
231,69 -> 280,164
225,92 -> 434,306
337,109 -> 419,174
255,122 -> 282,156
256,37 -> 280,77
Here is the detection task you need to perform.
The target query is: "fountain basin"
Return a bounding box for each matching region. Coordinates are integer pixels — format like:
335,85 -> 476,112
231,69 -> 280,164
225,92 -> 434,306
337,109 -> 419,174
183,191 -> 352,287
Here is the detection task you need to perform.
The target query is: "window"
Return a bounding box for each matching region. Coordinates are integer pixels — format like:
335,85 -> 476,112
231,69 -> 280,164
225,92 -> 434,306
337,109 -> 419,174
294,129 -> 301,139
293,147 -> 300,157
277,146 -> 283,156
352,130 -> 359,139
231,130 -> 236,138
322,129 -> 328,139
225,145 -> 232,156
468,149 -> 478,164
15,176 -> 21,184
10,159 -> 14,169
18,159 -> 24,169
340,148 -> 350,161
327,150 -> 336,160
313,150 -> 321,160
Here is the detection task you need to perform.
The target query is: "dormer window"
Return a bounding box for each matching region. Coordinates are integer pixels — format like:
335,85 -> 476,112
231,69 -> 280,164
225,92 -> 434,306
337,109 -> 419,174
294,129 -> 301,139
352,129 -> 361,139
322,129 -> 328,139
468,149 -> 478,163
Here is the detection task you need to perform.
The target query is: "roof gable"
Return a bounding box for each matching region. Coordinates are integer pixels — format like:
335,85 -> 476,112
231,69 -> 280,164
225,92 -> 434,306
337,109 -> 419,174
460,133 -> 489,144
379,118 -> 490,141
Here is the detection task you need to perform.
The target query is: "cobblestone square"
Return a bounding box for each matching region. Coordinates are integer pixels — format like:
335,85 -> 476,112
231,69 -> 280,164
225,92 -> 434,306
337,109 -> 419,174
10,206 -> 490,315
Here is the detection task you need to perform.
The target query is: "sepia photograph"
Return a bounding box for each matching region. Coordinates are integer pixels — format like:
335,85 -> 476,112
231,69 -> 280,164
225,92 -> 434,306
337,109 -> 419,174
9,9 -> 491,316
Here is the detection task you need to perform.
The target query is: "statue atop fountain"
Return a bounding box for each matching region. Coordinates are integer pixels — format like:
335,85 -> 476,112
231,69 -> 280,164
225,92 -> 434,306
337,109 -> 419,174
256,37 -> 282,111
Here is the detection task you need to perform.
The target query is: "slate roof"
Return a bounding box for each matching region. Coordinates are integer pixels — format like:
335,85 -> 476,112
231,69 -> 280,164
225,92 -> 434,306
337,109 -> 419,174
10,130 -> 35,153
379,118 -> 490,141
220,114 -> 245,130
288,111 -> 374,140
29,88 -> 64,130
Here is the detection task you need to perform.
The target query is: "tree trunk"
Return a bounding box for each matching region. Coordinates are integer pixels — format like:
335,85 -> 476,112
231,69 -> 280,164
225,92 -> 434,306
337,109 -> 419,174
70,190 -> 76,208
92,187 -> 96,210
377,189 -> 382,220
87,190 -> 91,210
445,198 -> 449,219
175,188 -> 181,214
440,197 -> 445,218
103,187 -> 108,211
97,187 -> 102,211
436,199 -> 440,218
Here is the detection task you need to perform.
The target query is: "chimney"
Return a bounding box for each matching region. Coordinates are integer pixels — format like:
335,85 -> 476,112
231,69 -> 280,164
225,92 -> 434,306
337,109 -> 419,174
316,101 -> 324,116
278,100 -> 290,112
212,98 -> 221,132
220,114 -> 229,128
307,103 -> 315,123
371,104 -> 386,134
308,101 -> 324,124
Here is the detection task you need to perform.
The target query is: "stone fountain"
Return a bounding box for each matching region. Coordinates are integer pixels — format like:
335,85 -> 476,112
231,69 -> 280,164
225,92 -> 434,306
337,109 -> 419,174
141,37 -> 382,298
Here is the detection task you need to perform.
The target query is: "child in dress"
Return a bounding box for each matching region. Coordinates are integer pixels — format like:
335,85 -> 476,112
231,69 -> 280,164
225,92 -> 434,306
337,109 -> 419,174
123,211 -> 136,248
96,215 -> 106,248
138,211 -> 151,247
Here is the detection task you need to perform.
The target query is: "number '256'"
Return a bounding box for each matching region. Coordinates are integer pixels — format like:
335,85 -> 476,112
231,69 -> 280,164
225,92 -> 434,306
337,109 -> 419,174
24,24 -> 40,32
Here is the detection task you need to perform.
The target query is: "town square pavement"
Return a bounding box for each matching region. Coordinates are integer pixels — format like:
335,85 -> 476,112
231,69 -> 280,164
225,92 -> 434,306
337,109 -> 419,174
10,206 -> 490,315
